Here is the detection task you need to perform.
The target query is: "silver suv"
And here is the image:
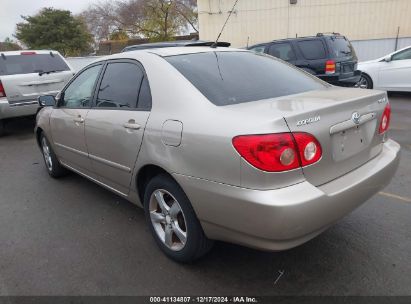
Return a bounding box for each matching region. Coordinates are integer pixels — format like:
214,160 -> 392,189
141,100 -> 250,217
0,50 -> 74,135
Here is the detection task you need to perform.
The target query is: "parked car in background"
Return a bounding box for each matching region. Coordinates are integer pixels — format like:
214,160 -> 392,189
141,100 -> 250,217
0,50 -> 74,136
65,56 -> 103,73
357,46 -> 411,91
122,40 -> 230,52
248,33 -> 361,87
35,47 -> 399,262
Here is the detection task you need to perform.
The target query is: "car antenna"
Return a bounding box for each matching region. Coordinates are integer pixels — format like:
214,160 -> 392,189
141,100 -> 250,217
210,0 -> 240,48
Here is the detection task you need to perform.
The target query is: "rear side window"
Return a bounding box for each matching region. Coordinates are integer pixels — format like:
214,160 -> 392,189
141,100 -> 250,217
137,77 -> 152,110
165,51 -> 326,106
298,40 -> 326,60
96,62 -> 144,109
0,53 -> 70,76
327,37 -> 356,58
268,43 -> 296,61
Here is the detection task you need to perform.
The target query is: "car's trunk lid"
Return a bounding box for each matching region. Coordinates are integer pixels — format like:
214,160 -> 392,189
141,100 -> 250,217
276,87 -> 387,186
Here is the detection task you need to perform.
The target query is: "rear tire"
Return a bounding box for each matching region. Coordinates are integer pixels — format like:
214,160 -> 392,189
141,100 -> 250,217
144,174 -> 213,263
40,133 -> 68,178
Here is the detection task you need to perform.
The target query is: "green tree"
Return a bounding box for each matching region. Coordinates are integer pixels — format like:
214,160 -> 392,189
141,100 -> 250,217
15,8 -> 93,56
81,0 -> 198,43
109,30 -> 129,41
119,0 -> 198,41
0,37 -> 21,51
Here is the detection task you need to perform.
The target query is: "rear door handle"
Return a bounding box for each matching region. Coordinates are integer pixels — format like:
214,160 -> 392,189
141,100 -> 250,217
73,116 -> 84,123
123,120 -> 141,130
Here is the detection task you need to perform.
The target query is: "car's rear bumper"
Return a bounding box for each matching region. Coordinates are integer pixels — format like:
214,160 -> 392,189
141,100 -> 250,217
0,98 -> 39,119
173,139 -> 400,251
319,70 -> 362,87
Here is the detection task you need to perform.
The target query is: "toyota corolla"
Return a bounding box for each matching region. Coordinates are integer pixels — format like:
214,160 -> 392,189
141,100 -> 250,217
35,47 -> 400,262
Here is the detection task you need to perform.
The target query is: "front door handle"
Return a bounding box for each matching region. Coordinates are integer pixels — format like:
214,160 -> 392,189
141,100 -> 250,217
73,116 -> 84,124
123,120 -> 141,130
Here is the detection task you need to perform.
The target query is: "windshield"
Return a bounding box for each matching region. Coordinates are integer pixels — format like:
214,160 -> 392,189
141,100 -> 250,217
0,53 -> 70,76
165,51 -> 327,106
327,37 -> 357,58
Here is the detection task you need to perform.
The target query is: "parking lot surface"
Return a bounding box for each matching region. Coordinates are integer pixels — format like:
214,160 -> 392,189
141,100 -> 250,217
0,94 -> 410,296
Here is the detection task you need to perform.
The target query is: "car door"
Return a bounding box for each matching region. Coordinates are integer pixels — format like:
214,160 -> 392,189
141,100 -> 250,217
85,60 -> 151,195
379,48 -> 411,91
50,63 -> 103,176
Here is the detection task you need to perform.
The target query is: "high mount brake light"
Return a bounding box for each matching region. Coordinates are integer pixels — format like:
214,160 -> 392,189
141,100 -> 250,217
232,132 -> 322,172
379,103 -> 391,134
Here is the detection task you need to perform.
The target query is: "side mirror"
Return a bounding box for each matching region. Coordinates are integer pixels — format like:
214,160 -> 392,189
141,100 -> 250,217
38,95 -> 56,107
383,55 -> 392,62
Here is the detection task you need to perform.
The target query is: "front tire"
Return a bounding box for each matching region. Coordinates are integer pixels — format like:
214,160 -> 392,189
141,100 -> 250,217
40,133 -> 67,178
144,174 -> 213,263
357,73 -> 373,89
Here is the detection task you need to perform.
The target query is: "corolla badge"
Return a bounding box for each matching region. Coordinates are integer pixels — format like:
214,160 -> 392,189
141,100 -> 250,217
352,112 -> 361,124
296,116 -> 320,127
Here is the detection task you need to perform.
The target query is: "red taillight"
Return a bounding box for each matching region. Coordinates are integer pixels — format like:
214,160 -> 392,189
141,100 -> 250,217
232,132 -> 322,172
232,133 -> 300,172
379,103 -> 391,134
20,51 -> 36,55
0,81 -> 6,98
325,60 -> 336,74
293,133 -> 322,167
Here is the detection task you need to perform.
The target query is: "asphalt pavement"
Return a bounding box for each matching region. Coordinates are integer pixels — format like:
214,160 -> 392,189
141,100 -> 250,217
0,93 -> 410,296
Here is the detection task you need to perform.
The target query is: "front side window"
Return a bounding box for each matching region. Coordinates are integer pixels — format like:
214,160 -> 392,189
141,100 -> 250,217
298,40 -> 326,60
392,48 -> 411,61
96,62 -> 144,108
249,45 -> 266,53
268,43 -> 296,61
165,51 -> 326,106
61,64 -> 102,108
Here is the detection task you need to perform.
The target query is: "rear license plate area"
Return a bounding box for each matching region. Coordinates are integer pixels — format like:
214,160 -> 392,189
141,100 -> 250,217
342,63 -> 354,73
331,122 -> 375,162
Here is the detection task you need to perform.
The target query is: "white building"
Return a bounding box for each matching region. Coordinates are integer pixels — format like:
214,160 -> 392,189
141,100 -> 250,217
197,0 -> 411,61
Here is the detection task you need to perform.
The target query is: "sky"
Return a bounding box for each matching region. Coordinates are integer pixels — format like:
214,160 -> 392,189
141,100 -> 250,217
0,0 -> 101,41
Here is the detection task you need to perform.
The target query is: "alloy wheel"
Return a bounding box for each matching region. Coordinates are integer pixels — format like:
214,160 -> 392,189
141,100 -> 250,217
41,137 -> 53,171
356,76 -> 370,89
149,189 -> 187,251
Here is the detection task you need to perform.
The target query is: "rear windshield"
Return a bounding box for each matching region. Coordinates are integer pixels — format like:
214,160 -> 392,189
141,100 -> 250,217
0,53 -> 70,76
165,51 -> 326,106
327,37 -> 356,58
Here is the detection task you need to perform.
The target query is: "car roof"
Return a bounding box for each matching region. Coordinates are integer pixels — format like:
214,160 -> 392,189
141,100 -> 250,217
95,46 -> 245,63
122,41 -> 194,51
0,50 -> 61,56
248,34 -> 346,48
122,40 -> 231,52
